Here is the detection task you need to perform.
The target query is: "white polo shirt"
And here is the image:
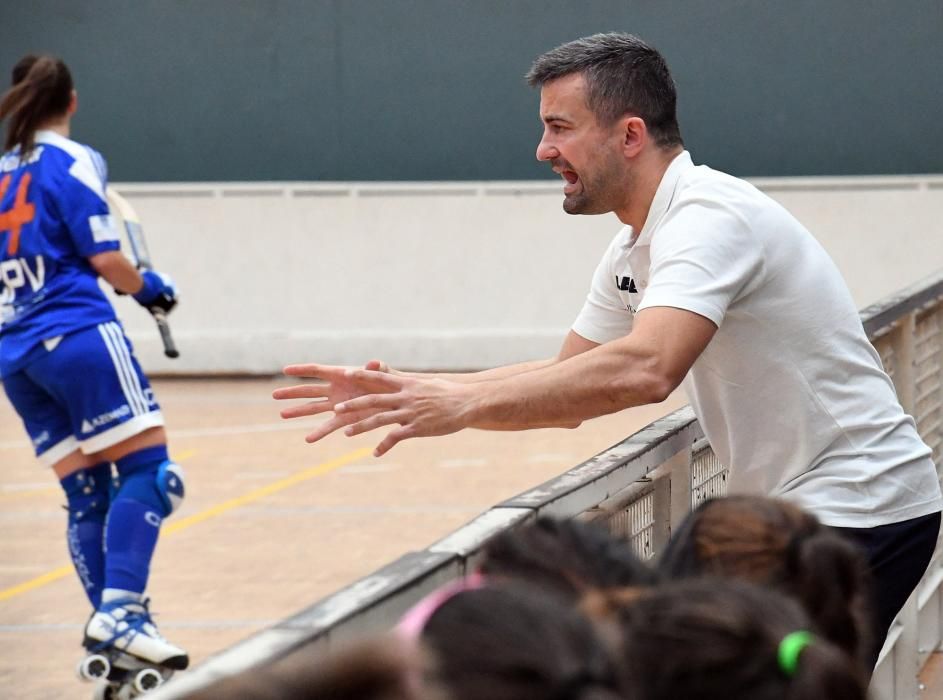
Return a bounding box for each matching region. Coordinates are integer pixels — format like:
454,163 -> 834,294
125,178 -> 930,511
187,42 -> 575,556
573,151 -> 941,528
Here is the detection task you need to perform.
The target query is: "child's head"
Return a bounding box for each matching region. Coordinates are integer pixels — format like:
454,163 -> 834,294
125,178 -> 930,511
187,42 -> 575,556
420,582 -> 626,700
614,579 -> 868,700
182,635 -> 435,700
658,496 -> 870,662
480,516 -> 657,599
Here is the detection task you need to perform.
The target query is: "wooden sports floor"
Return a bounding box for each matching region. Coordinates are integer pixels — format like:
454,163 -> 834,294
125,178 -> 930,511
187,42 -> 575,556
0,377 -> 688,699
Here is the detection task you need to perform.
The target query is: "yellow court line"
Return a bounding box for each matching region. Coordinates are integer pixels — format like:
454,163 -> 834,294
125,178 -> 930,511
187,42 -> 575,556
0,450 -> 197,501
162,446 -> 372,535
0,446 -> 371,603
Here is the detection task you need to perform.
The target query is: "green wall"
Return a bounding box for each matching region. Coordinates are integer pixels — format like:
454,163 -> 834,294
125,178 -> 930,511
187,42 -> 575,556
3,0 -> 941,181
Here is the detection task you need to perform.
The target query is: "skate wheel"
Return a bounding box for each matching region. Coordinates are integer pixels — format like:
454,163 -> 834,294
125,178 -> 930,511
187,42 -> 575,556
132,667 -> 164,693
78,654 -> 111,681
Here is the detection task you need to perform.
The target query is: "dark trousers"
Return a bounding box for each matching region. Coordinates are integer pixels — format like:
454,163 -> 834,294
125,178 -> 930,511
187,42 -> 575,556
834,510 -> 941,671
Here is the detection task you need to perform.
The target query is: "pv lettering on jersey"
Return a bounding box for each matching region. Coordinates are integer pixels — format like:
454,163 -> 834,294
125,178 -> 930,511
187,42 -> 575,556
0,256 -> 46,297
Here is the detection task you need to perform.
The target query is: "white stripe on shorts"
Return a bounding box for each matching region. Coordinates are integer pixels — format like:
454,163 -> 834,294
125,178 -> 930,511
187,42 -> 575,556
97,322 -> 146,416
98,322 -> 142,415
105,322 -> 150,415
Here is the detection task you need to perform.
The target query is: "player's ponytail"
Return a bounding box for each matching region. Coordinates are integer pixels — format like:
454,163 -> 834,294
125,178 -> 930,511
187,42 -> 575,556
0,54 -> 74,155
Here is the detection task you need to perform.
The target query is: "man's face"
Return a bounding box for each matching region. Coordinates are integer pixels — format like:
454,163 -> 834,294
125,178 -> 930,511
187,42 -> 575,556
536,73 -> 630,215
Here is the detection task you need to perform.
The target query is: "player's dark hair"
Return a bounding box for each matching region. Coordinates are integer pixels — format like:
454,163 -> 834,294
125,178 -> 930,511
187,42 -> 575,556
0,54 -> 73,155
612,579 -> 869,700
479,516 -> 658,599
181,635 -> 437,700
422,583 -> 626,700
527,32 -> 683,149
658,495 -> 872,668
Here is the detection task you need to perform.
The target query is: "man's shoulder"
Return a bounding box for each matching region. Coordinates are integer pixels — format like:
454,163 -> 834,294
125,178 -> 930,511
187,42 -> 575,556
668,165 -> 787,232
675,163 -> 761,202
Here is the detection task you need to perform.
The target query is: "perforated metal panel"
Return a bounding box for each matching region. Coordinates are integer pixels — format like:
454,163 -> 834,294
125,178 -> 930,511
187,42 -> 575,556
915,309 -> 942,466
875,335 -> 897,382
691,441 -> 729,509
605,491 -> 657,560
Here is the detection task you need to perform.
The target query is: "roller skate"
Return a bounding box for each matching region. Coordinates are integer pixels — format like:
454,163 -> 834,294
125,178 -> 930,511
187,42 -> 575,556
77,597 -> 188,698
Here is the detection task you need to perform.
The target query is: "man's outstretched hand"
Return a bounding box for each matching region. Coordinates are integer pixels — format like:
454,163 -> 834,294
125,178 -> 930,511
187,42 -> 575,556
273,363 -> 479,456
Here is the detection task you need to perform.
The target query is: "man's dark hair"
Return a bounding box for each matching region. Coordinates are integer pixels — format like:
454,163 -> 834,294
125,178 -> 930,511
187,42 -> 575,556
527,33 -> 683,149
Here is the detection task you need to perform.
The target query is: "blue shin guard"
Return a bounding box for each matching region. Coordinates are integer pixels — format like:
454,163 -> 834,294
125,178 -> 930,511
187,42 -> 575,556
61,463 -> 111,608
105,446 -> 184,595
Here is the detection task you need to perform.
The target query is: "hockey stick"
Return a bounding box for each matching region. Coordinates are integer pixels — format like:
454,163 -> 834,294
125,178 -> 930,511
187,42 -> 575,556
105,187 -> 180,358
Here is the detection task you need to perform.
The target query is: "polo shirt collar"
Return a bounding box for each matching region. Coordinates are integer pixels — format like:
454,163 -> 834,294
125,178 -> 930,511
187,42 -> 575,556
620,150 -> 693,249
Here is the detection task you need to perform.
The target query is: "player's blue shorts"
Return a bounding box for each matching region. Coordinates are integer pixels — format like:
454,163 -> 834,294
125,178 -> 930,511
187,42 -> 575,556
2,321 -> 164,466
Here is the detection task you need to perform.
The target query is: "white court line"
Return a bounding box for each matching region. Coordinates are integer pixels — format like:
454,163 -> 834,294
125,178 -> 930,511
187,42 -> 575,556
0,620 -> 280,633
0,420 -> 314,450
0,512 -> 64,521
525,453 -> 576,464
0,565 -> 54,574
170,421 -> 316,438
1,482 -> 50,492
0,438 -> 31,451
161,396 -> 283,405
341,463 -> 401,474
232,471 -> 291,480
437,458 -> 489,469
235,505 -> 478,516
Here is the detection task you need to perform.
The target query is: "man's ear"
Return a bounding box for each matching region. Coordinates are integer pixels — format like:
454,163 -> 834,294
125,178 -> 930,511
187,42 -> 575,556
621,116 -> 646,158
68,90 -> 78,115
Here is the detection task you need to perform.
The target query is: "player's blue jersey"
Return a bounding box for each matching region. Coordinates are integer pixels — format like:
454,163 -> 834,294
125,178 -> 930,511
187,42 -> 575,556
0,130 -> 120,377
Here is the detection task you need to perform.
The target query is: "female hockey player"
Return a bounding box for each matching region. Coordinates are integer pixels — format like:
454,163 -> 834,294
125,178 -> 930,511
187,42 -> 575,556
0,54 -> 188,689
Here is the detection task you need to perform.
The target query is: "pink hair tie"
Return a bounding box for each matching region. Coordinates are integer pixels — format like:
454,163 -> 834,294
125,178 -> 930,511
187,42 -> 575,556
395,572 -> 486,640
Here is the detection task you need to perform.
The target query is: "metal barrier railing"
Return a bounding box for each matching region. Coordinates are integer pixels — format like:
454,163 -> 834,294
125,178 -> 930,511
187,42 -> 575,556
152,270 -> 943,700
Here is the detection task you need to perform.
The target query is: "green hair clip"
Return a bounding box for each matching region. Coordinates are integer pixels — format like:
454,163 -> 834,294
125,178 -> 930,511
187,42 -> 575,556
778,631 -> 814,677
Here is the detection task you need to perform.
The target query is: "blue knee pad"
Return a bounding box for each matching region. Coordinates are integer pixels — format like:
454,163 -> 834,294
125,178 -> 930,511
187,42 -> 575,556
62,463 -> 111,523
115,448 -> 185,518
156,461 -> 186,515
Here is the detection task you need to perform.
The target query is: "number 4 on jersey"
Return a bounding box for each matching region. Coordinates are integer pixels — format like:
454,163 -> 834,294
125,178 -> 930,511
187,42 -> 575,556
0,173 -> 35,255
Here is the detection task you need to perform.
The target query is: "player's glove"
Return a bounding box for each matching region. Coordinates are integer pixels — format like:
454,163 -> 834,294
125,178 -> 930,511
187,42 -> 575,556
133,270 -> 178,313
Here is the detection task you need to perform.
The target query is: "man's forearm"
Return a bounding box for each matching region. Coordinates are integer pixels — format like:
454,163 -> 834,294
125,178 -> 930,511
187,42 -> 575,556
399,358 -> 556,384
465,341 -> 670,430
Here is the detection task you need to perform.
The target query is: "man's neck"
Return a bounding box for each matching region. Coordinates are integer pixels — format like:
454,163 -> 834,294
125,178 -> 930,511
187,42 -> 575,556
614,146 -> 683,232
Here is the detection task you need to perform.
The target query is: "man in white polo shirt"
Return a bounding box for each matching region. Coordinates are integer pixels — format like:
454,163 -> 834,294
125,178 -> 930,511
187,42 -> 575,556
275,32 -> 941,667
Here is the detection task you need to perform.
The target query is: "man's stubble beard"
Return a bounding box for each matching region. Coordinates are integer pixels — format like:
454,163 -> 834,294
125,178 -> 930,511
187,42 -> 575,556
562,149 -> 633,216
